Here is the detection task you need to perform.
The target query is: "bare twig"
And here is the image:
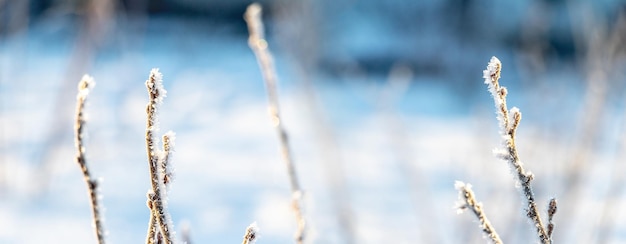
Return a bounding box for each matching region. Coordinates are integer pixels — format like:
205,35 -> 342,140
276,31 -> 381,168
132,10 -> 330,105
245,3 -> 306,243
146,131 -> 175,244
596,101 -> 626,243
242,222 -> 259,244
74,75 -> 106,244
36,0 -> 114,196
455,181 -> 503,244
161,132 -> 175,187
483,56 -> 551,244
145,69 -> 175,244
547,198 -> 557,240
146,192 -> 159,244
272,3 -> 356,241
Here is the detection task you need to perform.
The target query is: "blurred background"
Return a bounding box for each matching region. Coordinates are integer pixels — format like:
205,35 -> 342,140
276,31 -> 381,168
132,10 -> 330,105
1,0 -> 626,243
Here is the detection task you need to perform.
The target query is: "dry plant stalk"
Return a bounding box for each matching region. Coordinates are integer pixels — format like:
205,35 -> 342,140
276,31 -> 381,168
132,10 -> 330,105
546,198 -> 557,239
74,74 -> 106,244
147,132 -> 176,244
241,222 -> 259,244
161,132 -> 175,187
144,69 -> 176,244
483,56 -> 552,244
455,181 -> 503,244
245,3 -> 306,243
145,192 -> 158,244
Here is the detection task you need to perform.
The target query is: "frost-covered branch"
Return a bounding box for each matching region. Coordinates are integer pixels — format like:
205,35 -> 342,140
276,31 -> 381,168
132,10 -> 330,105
241,222 -> 259,244
74,75 -> 106,244
145,69 -> 175,244
145,192 -> 159,244
455,181 -> 503,244
483,56 -> 551,244
245,3 -> 306,244
161,132 -> 175,188
146,131 -> 176,244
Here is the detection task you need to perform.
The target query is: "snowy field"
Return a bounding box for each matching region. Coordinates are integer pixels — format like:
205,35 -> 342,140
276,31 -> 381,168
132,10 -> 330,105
1,1 -> 626,244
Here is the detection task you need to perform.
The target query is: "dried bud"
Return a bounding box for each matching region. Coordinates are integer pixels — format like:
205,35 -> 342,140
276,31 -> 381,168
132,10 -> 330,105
548,198 -> 557,217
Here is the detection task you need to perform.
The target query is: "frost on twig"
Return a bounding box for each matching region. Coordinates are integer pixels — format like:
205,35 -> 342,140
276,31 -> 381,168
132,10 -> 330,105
161,131 -> 176,189
145,191 -> 159,244
144,69 -> 176,244
241,222 -> 259,244
74,75 -> 106,244
455,181 -> 503,244
245,3 -> 306,244
483,56 -> 552,244
547,198 -> 557,240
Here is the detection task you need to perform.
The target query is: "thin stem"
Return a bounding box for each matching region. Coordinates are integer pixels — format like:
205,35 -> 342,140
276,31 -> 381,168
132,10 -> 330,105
455,181 -> 503,244
145,69 -> 174,244
245,3 -> 306,243
547,198 -> 557,240
161,132 -> 175,187
145,192 -> 160,244
484,57 -> 550,244
241,222 -> 259,244
146,132 -> 175,244
74,75 -> 106,244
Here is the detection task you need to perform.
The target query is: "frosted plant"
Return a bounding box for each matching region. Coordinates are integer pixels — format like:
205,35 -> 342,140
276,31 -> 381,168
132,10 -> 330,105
161,131 -> 176,190
483,56 -> 553,243
456,57 -> 556,244
245,3 -> 306,244
74,74 -> 106,244
547,198 -> 557,238
241,222 -> 259,244
144,68 -> 176,244
455,181 -> 502,244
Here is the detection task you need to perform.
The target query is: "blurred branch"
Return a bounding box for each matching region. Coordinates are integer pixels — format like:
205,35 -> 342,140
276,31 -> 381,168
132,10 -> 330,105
245,4 -> 306,243
455,181 -> 503,244
560,5 -> 626,242
596,70 -> 626,242
377,64 -> 438,243
36,0 -> 115,196
180,221 -> 192,244
272,1 -> 356,242
74,75 -> 106,244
